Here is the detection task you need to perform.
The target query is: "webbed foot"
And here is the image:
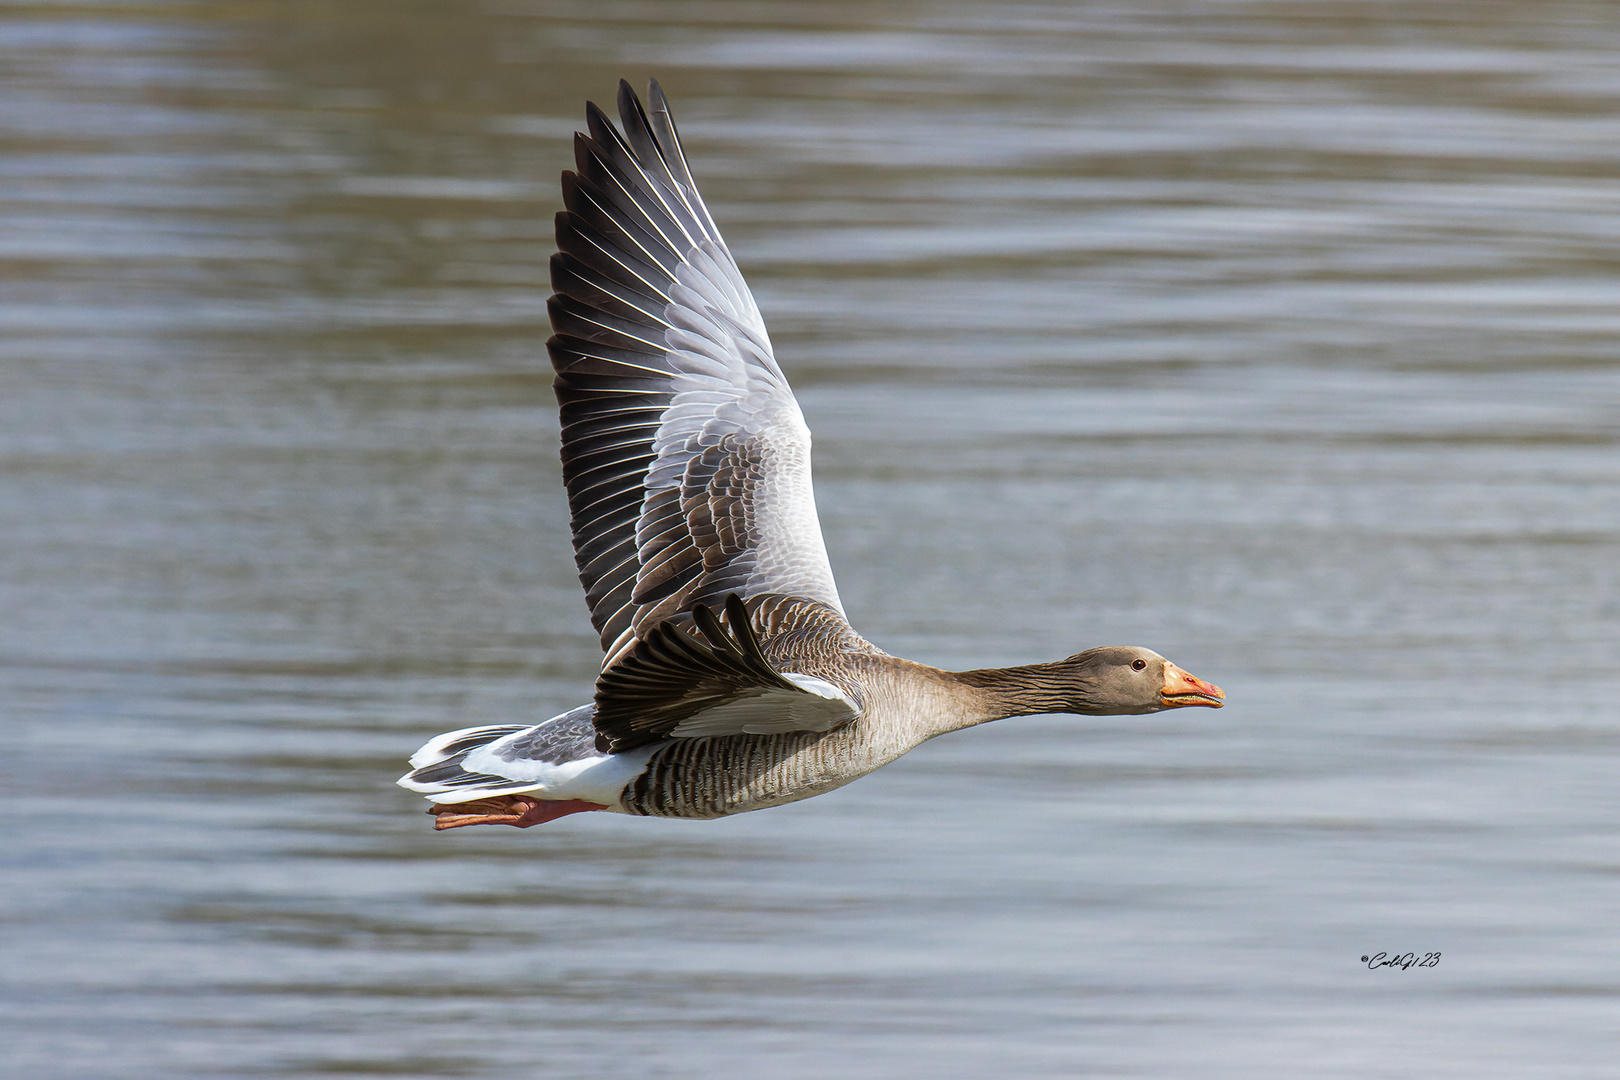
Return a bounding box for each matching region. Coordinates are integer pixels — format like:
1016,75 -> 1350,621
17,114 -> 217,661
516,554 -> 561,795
428,795 -> 606,830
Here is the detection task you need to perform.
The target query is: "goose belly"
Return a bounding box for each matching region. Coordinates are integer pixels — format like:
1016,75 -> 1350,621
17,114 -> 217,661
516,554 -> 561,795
621,721 -> 914,819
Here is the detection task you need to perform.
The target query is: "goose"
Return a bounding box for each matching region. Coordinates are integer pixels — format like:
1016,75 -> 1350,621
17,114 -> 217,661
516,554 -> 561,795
398,80 -> 1224,830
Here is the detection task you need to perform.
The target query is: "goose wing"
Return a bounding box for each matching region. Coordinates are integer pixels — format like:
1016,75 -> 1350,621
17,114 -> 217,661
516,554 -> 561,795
549,80 -> 846,671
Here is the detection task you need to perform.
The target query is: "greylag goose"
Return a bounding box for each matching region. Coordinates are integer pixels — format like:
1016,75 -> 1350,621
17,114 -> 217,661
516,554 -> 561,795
398,80 -> 1224,830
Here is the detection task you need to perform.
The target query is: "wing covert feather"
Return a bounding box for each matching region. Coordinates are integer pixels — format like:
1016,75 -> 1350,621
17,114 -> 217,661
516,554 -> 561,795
592,596 -> 860,753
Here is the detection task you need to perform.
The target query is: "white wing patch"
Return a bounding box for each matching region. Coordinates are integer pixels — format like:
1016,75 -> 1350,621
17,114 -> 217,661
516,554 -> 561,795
667,673 -> 859,738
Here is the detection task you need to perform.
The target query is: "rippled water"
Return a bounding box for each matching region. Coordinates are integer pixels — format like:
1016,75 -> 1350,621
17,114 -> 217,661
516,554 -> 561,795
4,2 -> 1619,1077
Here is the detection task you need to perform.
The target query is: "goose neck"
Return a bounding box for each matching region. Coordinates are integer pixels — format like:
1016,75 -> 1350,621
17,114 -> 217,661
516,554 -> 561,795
949,661 -> 1093,721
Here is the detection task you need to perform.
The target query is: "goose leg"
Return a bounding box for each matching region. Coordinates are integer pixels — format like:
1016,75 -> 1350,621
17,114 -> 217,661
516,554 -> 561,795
429,795 -> 606,830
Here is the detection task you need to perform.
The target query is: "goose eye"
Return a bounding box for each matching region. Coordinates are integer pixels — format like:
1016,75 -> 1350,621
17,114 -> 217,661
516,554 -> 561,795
1131,658 -> 1147,671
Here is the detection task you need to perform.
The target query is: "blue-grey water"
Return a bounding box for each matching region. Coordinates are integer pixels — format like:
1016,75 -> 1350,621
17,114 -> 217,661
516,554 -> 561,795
4,3 -> 1619,1077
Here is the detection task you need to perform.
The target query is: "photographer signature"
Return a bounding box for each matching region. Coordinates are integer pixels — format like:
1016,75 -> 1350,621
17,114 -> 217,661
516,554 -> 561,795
1362,952 -> 1440,970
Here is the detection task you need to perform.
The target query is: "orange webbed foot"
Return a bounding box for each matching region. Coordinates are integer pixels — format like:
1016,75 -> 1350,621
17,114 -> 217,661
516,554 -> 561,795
428,795 -> 606,830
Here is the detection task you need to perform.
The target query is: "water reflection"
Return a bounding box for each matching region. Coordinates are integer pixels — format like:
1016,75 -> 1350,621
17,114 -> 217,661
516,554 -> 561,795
3,2 -> 1619,1078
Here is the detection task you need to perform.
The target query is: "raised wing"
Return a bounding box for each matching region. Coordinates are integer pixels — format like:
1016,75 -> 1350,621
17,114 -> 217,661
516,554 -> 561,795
549,80 -> 845,667
593,596 -> 859,754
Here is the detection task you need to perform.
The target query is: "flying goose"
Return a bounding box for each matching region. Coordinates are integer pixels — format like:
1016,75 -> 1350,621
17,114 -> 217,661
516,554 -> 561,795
398,80 -> 1224,830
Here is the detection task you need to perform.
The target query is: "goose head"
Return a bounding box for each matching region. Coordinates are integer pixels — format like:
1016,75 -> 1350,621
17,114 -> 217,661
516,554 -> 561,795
1054,646 -> 1224,714
955,646 -> 1224,719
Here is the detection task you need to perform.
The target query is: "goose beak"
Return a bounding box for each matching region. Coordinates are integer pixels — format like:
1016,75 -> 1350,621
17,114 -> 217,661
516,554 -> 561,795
1161,662 -> 1224,708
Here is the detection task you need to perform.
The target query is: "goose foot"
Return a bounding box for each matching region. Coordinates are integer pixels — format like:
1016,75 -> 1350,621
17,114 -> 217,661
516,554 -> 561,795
429,795 -> 606,830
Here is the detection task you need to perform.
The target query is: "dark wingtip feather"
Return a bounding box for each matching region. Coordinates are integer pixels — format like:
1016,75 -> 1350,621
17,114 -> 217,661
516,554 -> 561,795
583,102 -> 622,163
617,78 -> 643,126
616,79 -> 664,174
580,99 -> 607,140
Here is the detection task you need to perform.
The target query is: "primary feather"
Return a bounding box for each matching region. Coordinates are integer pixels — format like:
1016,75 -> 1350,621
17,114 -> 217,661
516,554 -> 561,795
550,80 -> 844,669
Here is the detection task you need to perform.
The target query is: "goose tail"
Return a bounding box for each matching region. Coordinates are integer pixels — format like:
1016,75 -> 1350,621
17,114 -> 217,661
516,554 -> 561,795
397,705 -> 630,806
398,724 -> 542,801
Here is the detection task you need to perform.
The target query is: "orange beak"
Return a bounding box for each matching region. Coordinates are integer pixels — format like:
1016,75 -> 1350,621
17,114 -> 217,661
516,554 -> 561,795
1160,662 -> 1224,708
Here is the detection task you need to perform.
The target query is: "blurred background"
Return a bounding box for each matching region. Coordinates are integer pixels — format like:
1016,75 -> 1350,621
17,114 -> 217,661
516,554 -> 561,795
3,1 -> 1618,1077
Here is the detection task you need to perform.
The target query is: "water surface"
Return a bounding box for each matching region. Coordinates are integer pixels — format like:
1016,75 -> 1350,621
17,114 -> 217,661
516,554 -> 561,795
3,2 -> 1619,1077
